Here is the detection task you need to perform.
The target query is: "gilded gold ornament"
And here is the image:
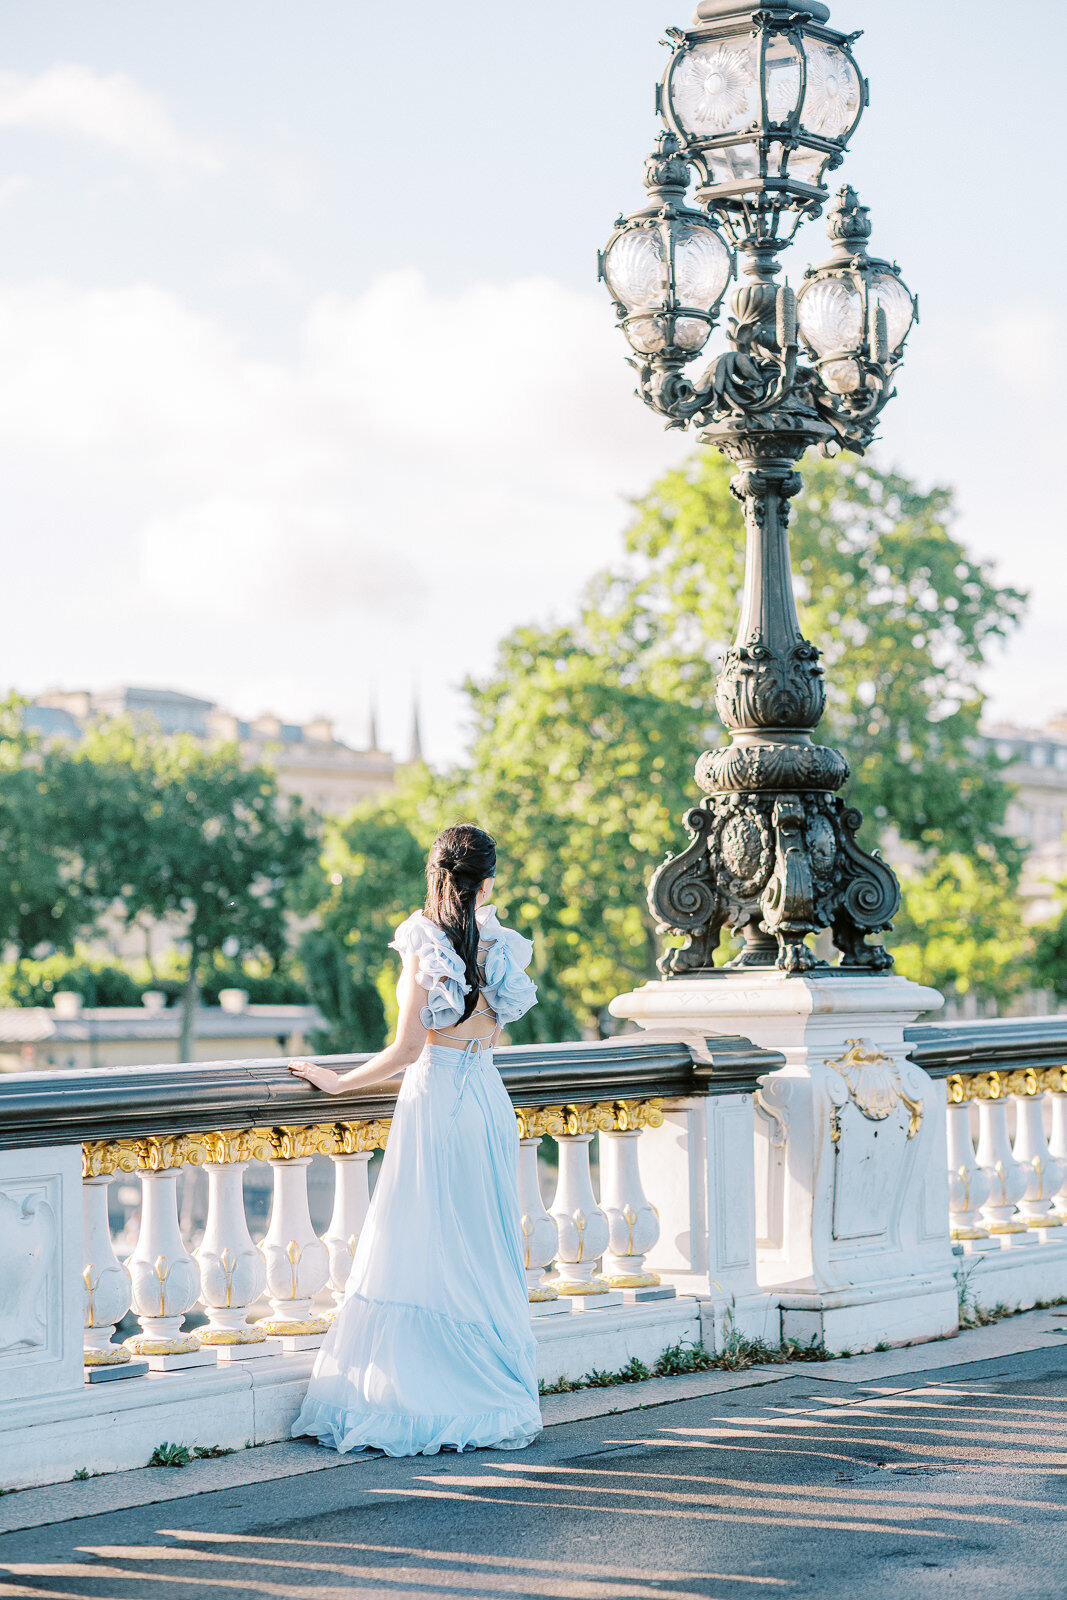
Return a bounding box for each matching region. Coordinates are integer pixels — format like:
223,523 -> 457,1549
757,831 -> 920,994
253,1315 -> 330,1337
201,1129 -> 257,1165
123,1333 -> 200,1356
195,1327 -> 268,1345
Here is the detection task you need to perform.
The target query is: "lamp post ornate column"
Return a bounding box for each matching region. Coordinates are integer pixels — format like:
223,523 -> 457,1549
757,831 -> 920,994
607,0 -> 957,1353
599,3 -> 912,976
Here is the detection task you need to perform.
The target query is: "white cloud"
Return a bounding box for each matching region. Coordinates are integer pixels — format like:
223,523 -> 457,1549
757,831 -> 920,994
0,64 -> 222,171
139,498 -> 425,623
0,270 -> 687,759
0,175 -> 28,207
4,264 -> 1053,761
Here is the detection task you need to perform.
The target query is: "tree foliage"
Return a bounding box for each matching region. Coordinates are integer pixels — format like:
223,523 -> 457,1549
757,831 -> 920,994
444,452 -> 1027,1030
0,697 -> 104,957
889,852 -> 1032,1004
295,804 -> 427,1053
1032,890 -> 1067,1003
69,722 -> 317,1058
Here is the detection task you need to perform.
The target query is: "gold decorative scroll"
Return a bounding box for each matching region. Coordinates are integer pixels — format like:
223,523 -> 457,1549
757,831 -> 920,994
82,1117 -> 393,1176
514,1098 -> 663,1140
946,1066 -> 1065,1104
826,1039 -> 922,1140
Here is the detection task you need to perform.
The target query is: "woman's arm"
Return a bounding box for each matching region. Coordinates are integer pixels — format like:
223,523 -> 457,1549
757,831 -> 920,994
288,957 -> 428,1095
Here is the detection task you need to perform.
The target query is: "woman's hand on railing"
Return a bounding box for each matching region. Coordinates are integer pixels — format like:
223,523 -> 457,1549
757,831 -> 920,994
288,1060 -> 343,1094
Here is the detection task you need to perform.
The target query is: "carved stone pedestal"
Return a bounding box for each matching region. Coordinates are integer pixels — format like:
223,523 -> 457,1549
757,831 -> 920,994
612,971 -> 957,1354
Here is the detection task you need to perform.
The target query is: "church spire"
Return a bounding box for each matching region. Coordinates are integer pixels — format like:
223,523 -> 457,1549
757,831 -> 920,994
409,697 -> 424,765
367,695 -> 380,753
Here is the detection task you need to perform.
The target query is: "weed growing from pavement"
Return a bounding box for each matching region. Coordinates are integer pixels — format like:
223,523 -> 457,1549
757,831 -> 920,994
148,1443 -> 235,1468
537,1334 -> 829,1396
537,1288 -> 1067,1399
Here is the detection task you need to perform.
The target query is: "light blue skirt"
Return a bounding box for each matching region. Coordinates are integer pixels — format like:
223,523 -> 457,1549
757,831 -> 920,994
291,1040 -> 542,1457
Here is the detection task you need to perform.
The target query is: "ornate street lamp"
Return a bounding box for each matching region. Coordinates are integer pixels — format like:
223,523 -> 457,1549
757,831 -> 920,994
601,0 -> 916,976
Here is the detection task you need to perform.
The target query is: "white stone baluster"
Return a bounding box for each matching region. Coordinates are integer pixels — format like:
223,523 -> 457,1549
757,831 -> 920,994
551,1107 -> 621,1309
515,1110 -> 566,1317
1047,1071 -> 1067,1220
945,1081 -> 991,1245
601,1104 -> 673,1300
82,1172 -> 147,1380
973,1076 -> 1034,1243
194,1131 -> 279,1359
123,1140 -> 216,1369
1009,1072 -> 1065,1231
254,1127 -> 331,1350
324,1150 -> 373,1315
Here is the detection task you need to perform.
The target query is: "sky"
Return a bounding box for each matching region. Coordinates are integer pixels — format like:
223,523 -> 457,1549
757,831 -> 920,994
0,0 -> 1063,765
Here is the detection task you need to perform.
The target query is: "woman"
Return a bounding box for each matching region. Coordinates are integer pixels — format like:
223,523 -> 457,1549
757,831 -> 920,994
287,823 -> 542,1457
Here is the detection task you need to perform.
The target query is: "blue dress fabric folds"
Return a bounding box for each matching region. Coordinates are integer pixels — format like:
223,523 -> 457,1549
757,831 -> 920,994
291,906 -> 542,1457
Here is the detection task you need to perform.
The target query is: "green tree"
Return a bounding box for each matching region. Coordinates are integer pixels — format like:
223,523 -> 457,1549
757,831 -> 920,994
890,852 -> 1032,1005
295,805 -> 427,1053
451,452 -> 1027,1031
0,697 -> 104,957
1032,888 -> 1067,1004
71,722 -> 317,1060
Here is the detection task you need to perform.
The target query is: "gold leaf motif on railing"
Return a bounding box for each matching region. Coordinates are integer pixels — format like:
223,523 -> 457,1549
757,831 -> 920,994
615,1098 -> 664,1131
563,1102 -> 616,1136
514,1106 -> 568,1140
945,1068 -> 1056,1103
82,1117 -> 394,1174
515,1099 -> 664,1139
200,1129 -> 256,1165
335,1119 -> 391,1154
82,1139 -> 141,1178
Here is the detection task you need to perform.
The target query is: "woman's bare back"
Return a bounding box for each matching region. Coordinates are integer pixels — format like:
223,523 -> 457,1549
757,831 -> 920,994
427,939 -> 499,1046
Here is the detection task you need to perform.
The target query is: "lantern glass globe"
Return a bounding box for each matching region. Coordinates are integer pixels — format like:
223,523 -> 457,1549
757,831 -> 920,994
603,217 -> 731,357
663,21 -> 864,207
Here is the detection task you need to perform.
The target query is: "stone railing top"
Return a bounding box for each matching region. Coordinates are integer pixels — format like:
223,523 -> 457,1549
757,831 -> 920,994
0,1032 -> 782,1152
905,1015 -> 1067,1081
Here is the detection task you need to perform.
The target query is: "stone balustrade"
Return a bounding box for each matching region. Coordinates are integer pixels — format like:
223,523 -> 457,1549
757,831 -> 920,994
4,1016 -> 1067,1492
907,1021 -> 1067,1314
0,1033 -> 774,1489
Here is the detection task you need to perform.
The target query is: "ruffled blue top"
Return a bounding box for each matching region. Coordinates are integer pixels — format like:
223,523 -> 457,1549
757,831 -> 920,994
390,905 -> 537,1032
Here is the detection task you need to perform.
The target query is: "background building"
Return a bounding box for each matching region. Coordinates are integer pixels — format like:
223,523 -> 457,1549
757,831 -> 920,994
0,987 -> 324,1074
26,684 -> 404,815
982,715 -> 1067,922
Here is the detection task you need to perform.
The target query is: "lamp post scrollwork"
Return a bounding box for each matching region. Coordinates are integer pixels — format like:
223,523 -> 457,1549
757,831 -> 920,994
601,0 -> 916,977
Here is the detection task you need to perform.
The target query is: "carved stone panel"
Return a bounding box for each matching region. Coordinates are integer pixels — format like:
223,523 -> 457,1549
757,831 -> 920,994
0,1146 -> 84,1408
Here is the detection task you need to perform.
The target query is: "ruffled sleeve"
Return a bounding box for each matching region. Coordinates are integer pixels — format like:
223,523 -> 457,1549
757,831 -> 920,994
389,911 -> 469,1030
476,906 -> 538,1028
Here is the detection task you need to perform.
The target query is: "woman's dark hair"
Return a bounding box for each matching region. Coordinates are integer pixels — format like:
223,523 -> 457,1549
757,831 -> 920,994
424,824 -> 497,1022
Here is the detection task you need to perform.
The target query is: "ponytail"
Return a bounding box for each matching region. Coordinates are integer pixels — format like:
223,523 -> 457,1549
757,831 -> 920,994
424,824 -> 497,1022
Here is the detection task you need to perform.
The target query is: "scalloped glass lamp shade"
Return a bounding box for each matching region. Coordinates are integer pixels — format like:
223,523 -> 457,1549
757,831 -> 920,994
800,42 -> 862,139
662,20 -> 864,206
798,265 -> 915,367
603,229 -> 667,313
869,271 -> 915,351
797,276 -> 863,356
603,219 -> 731,357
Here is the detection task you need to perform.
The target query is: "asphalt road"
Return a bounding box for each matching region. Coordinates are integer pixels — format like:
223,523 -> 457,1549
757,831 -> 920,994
2,1345 -> 1064,1600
